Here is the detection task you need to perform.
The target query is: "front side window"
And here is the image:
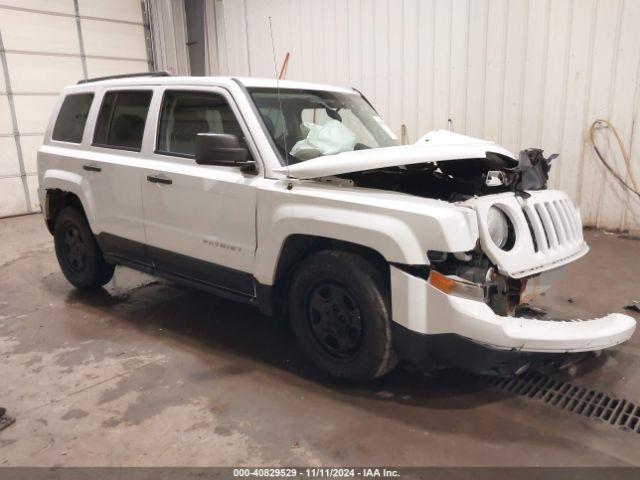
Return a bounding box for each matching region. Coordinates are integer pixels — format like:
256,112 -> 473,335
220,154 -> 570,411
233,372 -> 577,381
93,90 -> 152,151
247,88 -> 399,164
52,93 -> 94,143
157,90 -> 243,156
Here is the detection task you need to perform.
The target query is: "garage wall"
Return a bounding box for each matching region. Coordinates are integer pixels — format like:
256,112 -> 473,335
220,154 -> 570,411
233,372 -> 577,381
147,0 -> 190,76
0,0 -> 151,218
205,0 -> 640,232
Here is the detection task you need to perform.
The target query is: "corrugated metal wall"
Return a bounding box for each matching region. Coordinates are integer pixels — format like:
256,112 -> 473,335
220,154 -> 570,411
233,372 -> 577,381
205,0 -> 640,231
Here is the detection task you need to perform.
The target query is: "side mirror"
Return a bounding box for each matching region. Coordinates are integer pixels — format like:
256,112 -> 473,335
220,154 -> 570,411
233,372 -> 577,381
195,133 -> 254,170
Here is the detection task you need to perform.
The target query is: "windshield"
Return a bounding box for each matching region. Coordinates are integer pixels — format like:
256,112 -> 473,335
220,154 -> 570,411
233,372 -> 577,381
247,87 -> 399,164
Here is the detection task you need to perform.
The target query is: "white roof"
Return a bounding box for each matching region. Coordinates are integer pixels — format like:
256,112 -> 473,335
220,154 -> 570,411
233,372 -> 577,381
63,74 -> 354,94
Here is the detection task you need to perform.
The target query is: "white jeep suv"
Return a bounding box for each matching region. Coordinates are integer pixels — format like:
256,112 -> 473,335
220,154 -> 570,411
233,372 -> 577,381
37,72 -> 636,379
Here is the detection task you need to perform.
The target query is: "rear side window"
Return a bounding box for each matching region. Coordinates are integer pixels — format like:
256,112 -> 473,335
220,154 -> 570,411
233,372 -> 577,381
156,90 -> 243,156
93,90 -> 152,151
52,93 -> 94,143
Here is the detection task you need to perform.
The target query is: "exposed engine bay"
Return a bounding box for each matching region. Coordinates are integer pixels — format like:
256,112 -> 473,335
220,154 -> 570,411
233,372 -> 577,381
341,148 -> 557,202
337,144 -> 560,318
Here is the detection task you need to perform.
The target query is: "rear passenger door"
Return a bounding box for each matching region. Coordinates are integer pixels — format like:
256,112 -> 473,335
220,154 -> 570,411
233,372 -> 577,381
86,88 -> 153,264
141,88 -> 259,296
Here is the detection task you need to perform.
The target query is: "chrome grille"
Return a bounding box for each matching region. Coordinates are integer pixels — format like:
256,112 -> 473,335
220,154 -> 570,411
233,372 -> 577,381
521,197 -> 583,254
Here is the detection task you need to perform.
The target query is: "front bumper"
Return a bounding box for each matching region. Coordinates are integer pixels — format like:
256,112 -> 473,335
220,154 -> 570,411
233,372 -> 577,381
389,266 -> 636,363
391,323 -> 590,375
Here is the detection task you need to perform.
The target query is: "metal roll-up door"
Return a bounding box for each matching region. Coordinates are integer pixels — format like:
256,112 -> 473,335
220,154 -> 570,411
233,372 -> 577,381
0,0 -> 153,217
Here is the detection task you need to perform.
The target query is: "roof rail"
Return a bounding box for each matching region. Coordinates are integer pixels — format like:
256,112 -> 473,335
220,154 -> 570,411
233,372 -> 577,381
77,71 -> 171,85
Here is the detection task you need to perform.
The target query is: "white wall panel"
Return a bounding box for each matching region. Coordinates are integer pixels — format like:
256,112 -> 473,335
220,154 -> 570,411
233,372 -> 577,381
0,1 -> 74,15
78,0 -> 143,23
0,137 -> 19,177
595,0 -> 640,231
0,95 -> 13,134
81,19 -> 147,59
482,0 -> 508,143
209,0 -> 250,76
335,0 -> 351,88
12,95 -> 58,134
628,100 -> 640,230
431,0 -> 451,130
519,0 -> 549,153
400,0 -> 418,143
86,58 -> 150,78
0,177 -> 27,217
26,173 -> 40,211
359,1 -> 375,102
449,0 -> 469,136
6,54 -> 83,93
499,0 -> 527,151
20,135 -> 43,175
208,0 -> 640,231
415,0 -> 435,137
539,0 -> 572,187
148,0 -> 190,75
465,0 -> 488,138
556,0 -> 595,203
576,0 -> 623,228
0,9 -> 79,55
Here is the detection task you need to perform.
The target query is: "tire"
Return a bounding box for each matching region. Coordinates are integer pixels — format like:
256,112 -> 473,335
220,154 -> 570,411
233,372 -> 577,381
53,207 -> 114,289
288,250 -> 397,380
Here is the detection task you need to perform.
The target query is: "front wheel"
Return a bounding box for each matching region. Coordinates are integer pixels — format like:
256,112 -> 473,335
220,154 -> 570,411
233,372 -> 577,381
53,207 -> 114,289
288,250 -> 397,380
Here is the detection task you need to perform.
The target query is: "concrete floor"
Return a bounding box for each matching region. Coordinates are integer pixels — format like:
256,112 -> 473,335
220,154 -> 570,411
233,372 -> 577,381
1,213 -> 639,467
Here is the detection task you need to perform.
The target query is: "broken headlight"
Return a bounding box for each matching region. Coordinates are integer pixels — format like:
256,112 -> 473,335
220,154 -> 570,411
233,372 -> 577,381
487,206 -> 514,250
429,270 -> 486,302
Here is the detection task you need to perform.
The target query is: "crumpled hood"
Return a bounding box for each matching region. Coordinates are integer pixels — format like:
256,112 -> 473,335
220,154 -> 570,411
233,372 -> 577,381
273,130 -> 517,179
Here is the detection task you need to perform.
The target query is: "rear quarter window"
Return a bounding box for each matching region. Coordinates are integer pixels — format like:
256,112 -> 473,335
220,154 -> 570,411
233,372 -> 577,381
51,93 -> 94,143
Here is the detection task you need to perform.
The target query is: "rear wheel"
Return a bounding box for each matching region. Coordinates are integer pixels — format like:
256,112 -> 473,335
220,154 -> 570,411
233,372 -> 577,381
53,207 -> 114,289
288,250 -> 397,380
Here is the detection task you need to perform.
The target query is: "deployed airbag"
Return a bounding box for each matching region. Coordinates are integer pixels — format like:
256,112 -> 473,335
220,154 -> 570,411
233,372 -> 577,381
290,119 -> 357,160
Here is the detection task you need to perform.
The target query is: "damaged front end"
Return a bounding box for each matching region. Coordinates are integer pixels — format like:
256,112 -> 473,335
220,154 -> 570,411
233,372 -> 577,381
417,183 -> 635,372
384,134 -> 634,375
395,241 -> 636,375
427,243 -> 575,322
279,129 -> 636,375
426,249 -> 527,318
409,187 -> 636,375
344,141 -> 559,203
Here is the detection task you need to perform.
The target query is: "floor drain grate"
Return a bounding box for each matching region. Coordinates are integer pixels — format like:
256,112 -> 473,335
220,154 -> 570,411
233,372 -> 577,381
487,371 -> 640,433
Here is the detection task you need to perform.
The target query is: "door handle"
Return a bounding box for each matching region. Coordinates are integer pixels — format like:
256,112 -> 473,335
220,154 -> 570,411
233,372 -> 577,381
83,164 -> 101,172
147,174 -> 172,185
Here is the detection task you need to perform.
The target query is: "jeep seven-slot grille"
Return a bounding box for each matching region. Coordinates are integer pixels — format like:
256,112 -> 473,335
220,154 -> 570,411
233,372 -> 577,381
521,199 -> 583,253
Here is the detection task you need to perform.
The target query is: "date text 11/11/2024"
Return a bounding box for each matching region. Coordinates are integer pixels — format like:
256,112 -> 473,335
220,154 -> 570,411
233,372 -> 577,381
232,468 -> 401,478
